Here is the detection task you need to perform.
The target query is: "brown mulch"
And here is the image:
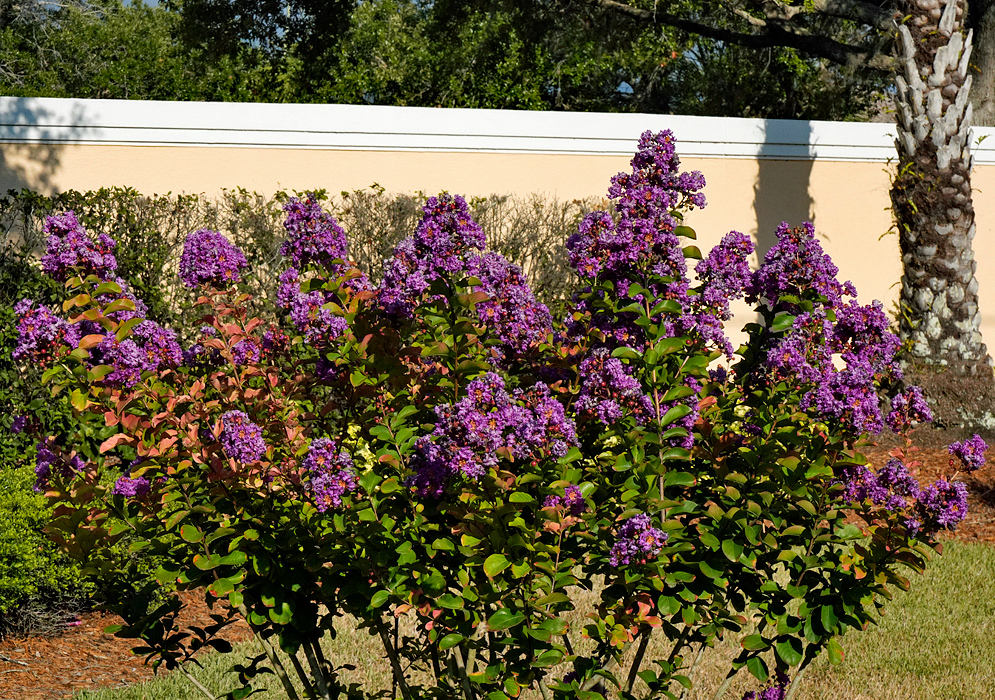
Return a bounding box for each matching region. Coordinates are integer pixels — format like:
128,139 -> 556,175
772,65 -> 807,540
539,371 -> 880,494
0,589 -> 252,700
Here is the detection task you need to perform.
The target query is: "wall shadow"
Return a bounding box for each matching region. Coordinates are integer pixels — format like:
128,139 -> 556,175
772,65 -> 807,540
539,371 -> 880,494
0,98 -> 91,194
753,119 -> 814,260
0,98 -> 92,251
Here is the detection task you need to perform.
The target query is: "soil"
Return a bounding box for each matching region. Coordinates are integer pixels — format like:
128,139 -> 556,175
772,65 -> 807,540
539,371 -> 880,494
4,367 -> 995,699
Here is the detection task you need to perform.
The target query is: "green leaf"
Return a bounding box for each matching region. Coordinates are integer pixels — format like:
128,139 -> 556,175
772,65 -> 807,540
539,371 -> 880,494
742,634 -> 768,651
820,605 -> 838,633
664,471 -> 695,488
370,590 -> 390,609
360,470 -> 380,494
610,347 -> 641,360
746,656 -> 769,682
660,403 -> 693,427
827,637 -> 844,665
483,553 -> 511,578
770,313 -> 797,333
721,539 -> 744,562
775,638 -> 804,666
534,649 -> 564,667
438,593 -> 464,609
487,609 -> 525,631
269,602 -> 293,625
682,245 -> 702,260
675,225 -> 697,239
439,633 -> 464,650
180,524 -> 204,543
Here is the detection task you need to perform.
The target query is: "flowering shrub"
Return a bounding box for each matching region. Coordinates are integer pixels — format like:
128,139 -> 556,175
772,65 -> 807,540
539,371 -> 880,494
12,132 -> 980,700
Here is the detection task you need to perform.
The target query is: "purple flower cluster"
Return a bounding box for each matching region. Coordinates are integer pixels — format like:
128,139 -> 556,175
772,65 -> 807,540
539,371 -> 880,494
747,222 -> 855,309
276,268 -> 353,346
11,415 -> 27,434
543,484 -> 586,516
40,212 -> 117,282
11,300 -> 76,365
886,386 -> 933,432
34,441 -> 84,492
179,229 -> 248,289
608,513 -> 667,566
112,475 -> 151,498
835,458 -> 968,536
408,373 -> 577,497
689,231 -> 755,356
231,338 -> 262,366
565,132 -> 751,356
219,410 -> 266,463
303,438 -> 358,511
467,252 -> 553,356
915,479 -> 969,532
378,194 -> 485,317
742,672 -> 789,700
949,434 -> 988,472
749,224 -> 903,434
280,195 -> 349,271
132,320 -> 182,369
575,349 -> 652,425
836,459 -> 920,513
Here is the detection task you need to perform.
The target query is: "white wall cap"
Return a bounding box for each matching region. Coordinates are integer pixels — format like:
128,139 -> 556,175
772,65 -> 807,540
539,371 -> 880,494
3,96 -> 995,164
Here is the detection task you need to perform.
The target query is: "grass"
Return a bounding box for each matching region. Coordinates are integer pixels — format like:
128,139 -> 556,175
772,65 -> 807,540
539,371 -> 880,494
74,540 -> 995,700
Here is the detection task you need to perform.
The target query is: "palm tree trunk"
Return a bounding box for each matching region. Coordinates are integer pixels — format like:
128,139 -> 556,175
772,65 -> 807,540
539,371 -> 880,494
892,0 -> 992,377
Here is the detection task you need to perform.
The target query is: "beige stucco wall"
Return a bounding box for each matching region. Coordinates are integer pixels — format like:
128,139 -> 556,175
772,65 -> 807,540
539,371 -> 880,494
3,141 -> 994,353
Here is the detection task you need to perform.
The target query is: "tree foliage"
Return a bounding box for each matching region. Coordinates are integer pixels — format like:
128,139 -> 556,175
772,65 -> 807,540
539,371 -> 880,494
0,0 -> 892,120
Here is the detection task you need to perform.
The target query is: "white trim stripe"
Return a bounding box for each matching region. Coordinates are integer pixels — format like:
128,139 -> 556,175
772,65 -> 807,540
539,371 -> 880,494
3,96 -> 995,164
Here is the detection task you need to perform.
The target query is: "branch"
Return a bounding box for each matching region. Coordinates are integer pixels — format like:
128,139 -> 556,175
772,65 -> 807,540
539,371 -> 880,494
573,0 -> 898,72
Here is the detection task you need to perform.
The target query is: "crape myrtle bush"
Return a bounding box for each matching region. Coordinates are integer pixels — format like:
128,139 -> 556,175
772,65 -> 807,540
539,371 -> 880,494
11,131 -> 983,700
0,186 -> 589,624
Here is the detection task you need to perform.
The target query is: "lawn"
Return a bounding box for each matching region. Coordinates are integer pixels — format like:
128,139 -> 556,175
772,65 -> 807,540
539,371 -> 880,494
75,539 -> 995,700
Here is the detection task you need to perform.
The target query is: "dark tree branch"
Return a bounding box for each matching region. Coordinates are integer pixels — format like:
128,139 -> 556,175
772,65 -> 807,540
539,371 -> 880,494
572,0 -> 899,71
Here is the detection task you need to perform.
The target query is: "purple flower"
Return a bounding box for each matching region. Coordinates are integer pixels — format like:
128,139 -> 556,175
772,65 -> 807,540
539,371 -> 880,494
92,336 -> 146,388
408,373 -> 577,497
11,415 -> 27,434
219,410 -> 266,463
280,195 -> 349,271
288,291 -> 349,345
112,475 -> 151,498
544,485 -> 586,516
231,338 -> 262,366
564,132 -> 713,352
609,513 -> 667,566
303,438 -> 358,511
132,320 -> 182,370
916,479 -> 969,532
949,434 -> 988,472
11,300 -> 76,364
747,222 -> 854,309
40,212 -> 117,281
886,386 -> 933,432
34,441 -> 84,492
179,229 -> 248,289
378,194 -> 485,317
575,349 -> 652,425
691,231 -> 754,356
466,252 -> 552,356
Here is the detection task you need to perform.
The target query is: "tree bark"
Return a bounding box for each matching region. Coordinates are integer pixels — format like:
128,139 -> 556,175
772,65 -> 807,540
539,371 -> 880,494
968,0 -> 995,125
892,0 -> 991,376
